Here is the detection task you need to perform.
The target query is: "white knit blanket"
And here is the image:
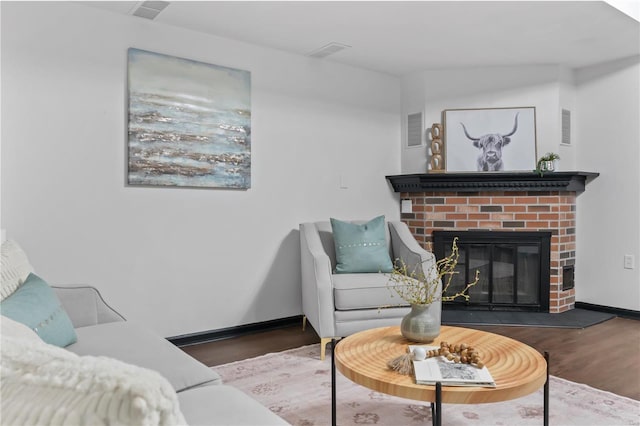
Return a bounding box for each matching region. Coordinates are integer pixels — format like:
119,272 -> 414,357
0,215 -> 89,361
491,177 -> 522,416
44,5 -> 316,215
1,323 -> 187,426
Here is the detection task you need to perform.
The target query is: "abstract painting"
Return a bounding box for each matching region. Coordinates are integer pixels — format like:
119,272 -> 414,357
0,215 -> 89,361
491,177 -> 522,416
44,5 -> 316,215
127,48 -> 251,188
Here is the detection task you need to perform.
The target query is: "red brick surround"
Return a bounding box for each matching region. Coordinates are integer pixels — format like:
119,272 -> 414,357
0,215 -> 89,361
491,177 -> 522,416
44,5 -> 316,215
400,190 -> 577,313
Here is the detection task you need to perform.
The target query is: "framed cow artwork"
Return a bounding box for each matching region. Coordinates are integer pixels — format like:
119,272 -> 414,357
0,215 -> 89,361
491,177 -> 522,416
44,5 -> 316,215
442,107 -> 537,172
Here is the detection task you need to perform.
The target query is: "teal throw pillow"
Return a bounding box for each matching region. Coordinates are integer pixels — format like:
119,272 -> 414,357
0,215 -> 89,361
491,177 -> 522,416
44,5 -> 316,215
0,273 -> 77,347
330,215 -> 393,273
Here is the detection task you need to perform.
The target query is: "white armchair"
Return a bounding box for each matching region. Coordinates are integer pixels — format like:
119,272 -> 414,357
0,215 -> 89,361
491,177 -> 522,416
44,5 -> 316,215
300,219 -> 437,360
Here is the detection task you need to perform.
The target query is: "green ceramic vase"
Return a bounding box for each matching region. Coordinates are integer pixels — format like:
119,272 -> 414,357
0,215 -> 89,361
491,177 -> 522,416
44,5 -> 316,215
400,302 -> 441,343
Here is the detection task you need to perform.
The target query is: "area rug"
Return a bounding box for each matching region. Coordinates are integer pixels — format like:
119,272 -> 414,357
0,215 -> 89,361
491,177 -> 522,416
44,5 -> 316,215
214,345 -> 639,426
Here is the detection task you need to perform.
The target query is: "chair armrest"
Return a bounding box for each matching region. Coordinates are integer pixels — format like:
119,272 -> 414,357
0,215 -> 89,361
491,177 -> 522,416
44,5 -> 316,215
300,223 -> 336,338
389,221 -> 440,287
53,285 -> 125,328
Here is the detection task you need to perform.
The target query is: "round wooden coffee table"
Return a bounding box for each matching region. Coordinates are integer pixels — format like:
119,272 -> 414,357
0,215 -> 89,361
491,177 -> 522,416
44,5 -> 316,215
332,326 -> 549,426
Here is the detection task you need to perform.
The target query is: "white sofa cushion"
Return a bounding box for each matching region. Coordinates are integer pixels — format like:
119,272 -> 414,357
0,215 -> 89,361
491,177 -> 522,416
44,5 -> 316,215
68,321 -> 222,392
0,240 -> 34,301
1,333 -> 186,426
178,385 -> 288,425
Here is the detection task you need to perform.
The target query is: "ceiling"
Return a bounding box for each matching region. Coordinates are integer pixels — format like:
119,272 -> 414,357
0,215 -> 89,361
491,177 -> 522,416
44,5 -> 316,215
83,1 -> 640,76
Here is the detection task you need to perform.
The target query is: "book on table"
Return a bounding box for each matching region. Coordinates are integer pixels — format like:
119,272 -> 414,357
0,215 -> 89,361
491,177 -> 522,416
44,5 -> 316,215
409,346 -> 496,388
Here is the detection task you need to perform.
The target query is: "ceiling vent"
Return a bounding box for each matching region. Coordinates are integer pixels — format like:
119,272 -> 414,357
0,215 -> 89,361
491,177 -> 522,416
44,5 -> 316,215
132,1 -> 170,20
307,42 -> 351,59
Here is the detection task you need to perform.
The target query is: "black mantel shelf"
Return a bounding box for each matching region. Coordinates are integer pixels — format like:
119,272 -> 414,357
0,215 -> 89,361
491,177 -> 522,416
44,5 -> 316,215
385,171 -> 599,193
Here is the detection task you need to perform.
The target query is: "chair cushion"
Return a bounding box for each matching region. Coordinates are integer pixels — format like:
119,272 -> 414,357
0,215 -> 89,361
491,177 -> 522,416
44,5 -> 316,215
0,273 -> 78,347
330,215 -> 393,273
68,321 -> 222,392
333,273 -> 409,310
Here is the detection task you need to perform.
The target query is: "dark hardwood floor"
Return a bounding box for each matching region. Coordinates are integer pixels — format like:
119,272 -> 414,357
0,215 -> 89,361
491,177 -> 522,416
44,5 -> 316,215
180,316 -> 640,401
181,325 -> 320,366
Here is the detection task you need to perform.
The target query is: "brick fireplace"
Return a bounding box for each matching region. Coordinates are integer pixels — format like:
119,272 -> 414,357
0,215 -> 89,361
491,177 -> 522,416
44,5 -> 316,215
386,172 -> 598,313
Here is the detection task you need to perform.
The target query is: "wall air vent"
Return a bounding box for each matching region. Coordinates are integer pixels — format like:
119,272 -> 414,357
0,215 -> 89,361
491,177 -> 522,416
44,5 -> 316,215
562,109 -> 571,145
307,42 -> 351,59
132,1 -> 170,20
407,112 -> 424,147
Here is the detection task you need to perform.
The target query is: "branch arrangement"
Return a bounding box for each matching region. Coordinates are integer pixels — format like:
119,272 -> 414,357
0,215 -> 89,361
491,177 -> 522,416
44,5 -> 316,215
388,237 -> 480,305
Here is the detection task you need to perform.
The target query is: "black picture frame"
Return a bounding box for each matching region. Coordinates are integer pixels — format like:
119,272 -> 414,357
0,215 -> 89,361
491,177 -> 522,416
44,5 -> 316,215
442,107 -> 537,172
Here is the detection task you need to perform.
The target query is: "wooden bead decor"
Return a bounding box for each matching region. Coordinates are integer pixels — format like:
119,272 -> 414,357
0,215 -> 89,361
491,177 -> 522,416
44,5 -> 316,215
426,341 -> 485,369
387,341 -> 486,376
387,348 -> 414,375
429,123 -> 444,172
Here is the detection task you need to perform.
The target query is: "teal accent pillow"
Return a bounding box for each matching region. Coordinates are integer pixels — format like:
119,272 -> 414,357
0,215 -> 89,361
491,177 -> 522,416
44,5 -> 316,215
330,216 -> 393,273
0,273 -> 77,347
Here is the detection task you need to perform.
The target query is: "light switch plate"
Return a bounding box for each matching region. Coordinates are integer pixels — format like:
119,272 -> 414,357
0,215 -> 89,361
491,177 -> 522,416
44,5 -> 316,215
624,254 -> 635,269
401,199 -> 413,213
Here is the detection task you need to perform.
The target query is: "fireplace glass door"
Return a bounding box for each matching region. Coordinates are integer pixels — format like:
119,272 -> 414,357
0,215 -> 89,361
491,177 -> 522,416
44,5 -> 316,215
433,231 -> 551,312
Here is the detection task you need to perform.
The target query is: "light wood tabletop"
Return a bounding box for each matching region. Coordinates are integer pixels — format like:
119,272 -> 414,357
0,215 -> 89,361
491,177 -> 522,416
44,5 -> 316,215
334,325 -> 548,404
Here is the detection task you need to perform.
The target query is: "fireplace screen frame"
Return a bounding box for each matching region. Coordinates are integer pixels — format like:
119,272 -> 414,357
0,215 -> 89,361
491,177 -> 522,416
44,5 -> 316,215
433,230 -> 551,312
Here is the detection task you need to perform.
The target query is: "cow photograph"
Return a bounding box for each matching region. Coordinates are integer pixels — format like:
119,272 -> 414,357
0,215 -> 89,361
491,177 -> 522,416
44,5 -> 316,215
442,107 -> 537,172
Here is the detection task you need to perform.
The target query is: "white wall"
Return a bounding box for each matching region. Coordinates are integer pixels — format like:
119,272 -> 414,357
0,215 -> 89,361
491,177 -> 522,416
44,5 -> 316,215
558,67 -> 578,169
575,57 -> 640,311
401,61 -> 640,311
1,2 -> 402,337
401,65 -> 571,174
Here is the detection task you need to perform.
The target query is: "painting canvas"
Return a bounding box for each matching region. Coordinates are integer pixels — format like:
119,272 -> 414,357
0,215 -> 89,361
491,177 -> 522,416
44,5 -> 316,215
443,107 -> 537,172
128,48 -> 251,188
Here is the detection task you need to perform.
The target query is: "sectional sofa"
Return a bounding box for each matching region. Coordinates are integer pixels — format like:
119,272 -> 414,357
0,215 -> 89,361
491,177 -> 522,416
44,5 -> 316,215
0,239 -> 289,425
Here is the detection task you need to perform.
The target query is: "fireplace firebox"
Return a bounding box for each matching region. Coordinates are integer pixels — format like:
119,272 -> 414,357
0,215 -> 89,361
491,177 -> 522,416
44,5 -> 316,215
433,231 -> 551,312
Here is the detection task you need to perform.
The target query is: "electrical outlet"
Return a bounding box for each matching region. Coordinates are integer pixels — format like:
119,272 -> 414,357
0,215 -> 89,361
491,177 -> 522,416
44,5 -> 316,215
339,174 -> 349,189
624,254 -> 635,269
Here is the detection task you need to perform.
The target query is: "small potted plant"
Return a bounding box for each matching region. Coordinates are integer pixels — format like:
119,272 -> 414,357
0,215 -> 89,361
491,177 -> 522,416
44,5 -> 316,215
536,152 -> 560,175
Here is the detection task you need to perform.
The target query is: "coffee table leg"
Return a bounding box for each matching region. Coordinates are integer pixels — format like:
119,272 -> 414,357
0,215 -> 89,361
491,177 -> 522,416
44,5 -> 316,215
544,351 -> 549,426
431,382 -> 442,426
332,338 -> 337,426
